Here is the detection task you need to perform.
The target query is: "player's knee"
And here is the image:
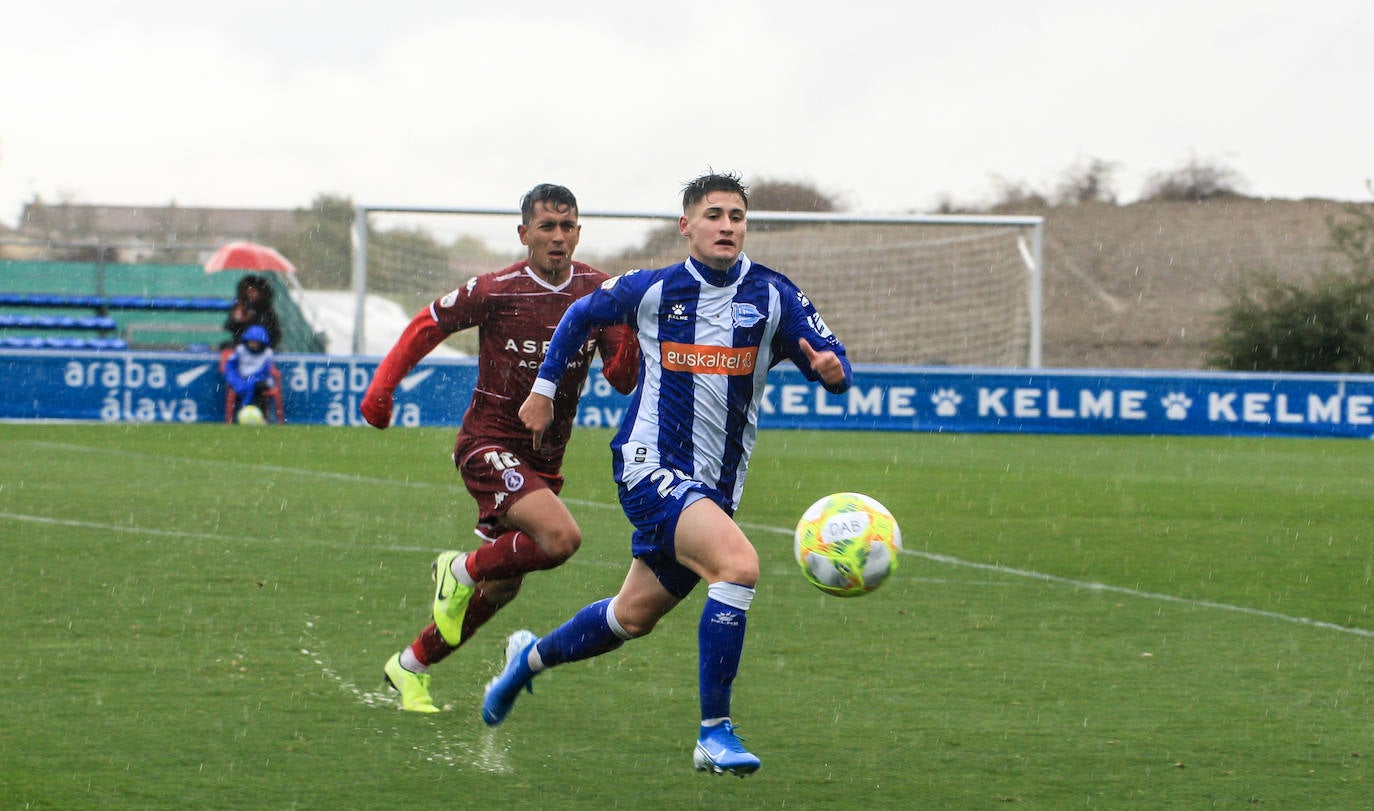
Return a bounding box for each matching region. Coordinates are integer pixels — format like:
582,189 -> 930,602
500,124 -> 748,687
537,524 -> 582,563
606,596 -> 665,639
726,565 -> 759,589
719,548 -> 760,588
619,618 -> 658,638
614,610 -> 660,639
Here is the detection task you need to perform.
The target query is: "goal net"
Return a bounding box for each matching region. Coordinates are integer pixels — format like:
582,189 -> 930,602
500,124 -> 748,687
352,207 -> 1043,367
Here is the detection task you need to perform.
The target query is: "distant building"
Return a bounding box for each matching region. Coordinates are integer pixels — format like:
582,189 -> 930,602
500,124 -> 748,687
15,201 -> 301,262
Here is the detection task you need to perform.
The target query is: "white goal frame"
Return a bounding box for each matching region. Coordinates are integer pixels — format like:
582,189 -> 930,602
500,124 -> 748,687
350,205 -> 1044,367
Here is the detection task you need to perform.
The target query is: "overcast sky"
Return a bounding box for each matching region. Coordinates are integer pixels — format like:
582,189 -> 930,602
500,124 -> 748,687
3,0 -> 1371,229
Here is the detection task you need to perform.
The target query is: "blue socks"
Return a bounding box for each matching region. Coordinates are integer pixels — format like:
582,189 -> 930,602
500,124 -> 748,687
535,597 -> 630,667
698,582 -> 754,721
530,581 -> 756,725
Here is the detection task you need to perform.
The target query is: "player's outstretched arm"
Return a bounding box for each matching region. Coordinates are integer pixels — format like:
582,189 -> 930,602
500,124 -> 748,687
360,309 -> 449,429
525,291 -> 629,447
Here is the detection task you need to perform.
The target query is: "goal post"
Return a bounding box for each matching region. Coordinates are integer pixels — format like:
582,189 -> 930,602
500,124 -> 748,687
350,205 -> 1043,367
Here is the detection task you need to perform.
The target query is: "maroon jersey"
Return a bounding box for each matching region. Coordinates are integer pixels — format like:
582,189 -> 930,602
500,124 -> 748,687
431,260 -> 624,474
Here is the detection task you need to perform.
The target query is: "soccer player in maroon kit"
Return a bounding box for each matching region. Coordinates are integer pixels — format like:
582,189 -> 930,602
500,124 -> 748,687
361,183 -> 638,712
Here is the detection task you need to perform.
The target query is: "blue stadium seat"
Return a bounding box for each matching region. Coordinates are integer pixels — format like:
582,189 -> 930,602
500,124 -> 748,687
0,292 -> 232,311
104,296 -> 232,311
0,314 -> 118,330
0,293 -> 106,308
0,336 -> 128,350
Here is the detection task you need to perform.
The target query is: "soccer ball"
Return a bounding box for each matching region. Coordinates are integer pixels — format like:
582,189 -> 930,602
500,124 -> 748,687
793,492 -> 902,597
237,405 -> 266,425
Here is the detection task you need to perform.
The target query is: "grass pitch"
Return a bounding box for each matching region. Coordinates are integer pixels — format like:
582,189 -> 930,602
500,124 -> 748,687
1,423 -> 1369,809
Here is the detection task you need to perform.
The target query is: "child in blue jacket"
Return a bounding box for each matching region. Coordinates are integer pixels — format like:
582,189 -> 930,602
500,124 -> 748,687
224,324 -> 278,416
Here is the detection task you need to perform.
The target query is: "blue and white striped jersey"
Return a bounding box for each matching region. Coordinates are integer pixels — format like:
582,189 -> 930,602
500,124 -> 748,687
534,253 -> 852,509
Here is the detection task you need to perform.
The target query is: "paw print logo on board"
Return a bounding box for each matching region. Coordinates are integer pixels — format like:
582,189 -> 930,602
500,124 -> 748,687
931,388 -> 963,417
1161,392 -> 1193,420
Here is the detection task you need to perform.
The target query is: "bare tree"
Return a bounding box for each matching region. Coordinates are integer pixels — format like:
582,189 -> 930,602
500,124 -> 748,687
747,178 -> 840,212
1053,157 -> 1120,205
1141,156 -> 1246,202
986,175 -> 1049,212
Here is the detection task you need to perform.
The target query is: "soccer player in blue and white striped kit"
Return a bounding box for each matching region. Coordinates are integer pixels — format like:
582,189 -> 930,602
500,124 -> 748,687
488,171 -> 853,776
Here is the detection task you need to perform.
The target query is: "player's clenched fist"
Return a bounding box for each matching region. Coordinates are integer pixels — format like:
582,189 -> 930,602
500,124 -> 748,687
360,386 -> 393,428
799,338 -> 845,387
519,392 -> 554,451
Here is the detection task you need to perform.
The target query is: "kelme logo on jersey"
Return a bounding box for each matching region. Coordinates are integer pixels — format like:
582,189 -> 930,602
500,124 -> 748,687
661,342 -> 758,375
440,277 -> 477,308
731,302 -> 765,328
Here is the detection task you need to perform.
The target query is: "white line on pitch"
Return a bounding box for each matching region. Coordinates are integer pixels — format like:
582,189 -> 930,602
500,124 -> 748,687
8,442 -> 1373,640
740,520 -> 1374,639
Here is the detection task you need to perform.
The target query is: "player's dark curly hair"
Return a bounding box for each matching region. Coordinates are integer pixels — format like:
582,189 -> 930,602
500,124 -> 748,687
520,183 -> 578,224
681,171 -> 749,213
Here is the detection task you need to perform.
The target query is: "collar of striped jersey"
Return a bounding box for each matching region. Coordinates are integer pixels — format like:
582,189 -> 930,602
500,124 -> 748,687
685,253 -> 751,287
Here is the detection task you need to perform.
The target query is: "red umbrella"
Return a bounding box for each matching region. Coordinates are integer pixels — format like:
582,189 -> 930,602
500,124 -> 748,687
204,241 -> 297,274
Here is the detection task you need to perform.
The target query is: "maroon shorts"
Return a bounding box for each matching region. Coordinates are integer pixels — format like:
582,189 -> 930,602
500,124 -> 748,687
452,434 -> 563,541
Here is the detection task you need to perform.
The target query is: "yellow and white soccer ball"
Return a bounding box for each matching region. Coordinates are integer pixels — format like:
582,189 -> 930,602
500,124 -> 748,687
794,492 -> 902,597
236,404 -> 266,426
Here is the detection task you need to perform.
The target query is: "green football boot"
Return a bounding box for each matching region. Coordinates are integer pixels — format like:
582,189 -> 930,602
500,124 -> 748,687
431,550 -> 473,645
383,653 -> 439,713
